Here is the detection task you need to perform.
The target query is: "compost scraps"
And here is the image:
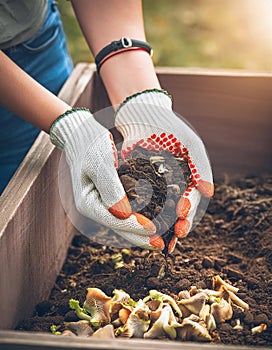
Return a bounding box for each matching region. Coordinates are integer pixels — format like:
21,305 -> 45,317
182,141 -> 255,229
51,275 -> 263,342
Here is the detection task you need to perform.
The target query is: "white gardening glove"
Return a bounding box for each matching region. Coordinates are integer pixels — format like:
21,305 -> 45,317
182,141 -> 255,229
50,108 -> 163,249
115,89 -> 214,253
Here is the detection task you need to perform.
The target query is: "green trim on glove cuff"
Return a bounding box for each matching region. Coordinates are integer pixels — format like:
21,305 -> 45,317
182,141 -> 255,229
115,88 -> 172,116
49,107 -> 93,150
49,107 -> 90,135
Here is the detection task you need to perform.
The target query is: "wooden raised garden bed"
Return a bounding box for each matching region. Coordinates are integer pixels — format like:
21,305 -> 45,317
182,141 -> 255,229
0,64 -> 271,350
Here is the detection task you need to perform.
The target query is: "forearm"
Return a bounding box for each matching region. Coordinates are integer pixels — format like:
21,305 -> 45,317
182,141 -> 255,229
72,0 -> 160,106
0,51 -> 70,132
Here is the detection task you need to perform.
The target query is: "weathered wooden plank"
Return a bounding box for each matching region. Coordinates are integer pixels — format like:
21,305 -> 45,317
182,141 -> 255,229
0,64 -> 96,330
0,133 -> 69,330
59,63 -> 96,107
156,67 -> 272,176
0,330 -> 270,350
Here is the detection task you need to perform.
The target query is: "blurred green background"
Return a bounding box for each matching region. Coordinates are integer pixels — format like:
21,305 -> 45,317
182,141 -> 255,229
58,0 -> 272,71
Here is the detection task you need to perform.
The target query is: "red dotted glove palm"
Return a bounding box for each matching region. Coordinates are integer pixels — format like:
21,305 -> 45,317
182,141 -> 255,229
115,89 -> 214,253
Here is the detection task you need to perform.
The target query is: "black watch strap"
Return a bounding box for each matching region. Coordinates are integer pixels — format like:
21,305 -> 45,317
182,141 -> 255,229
95,37 -> 152,72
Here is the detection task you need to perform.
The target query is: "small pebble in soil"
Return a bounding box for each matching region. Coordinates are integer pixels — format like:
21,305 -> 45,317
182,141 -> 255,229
246,277 -> 260,289
202,256 -> 214,268
35,301 -> 52,316
146,277 -> 162,289
223,267 -> 244,280
253,314 -> 269,326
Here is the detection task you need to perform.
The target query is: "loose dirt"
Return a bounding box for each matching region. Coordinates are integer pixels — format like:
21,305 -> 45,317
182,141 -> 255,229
17,158 -> 272,346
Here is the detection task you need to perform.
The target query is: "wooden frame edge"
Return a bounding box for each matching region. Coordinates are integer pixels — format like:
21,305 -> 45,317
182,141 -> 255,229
0,330 -> 270,350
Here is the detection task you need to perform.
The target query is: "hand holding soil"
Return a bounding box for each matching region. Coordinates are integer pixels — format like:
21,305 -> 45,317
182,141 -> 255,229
117,146 -> 195,254
115,89 -> 214,253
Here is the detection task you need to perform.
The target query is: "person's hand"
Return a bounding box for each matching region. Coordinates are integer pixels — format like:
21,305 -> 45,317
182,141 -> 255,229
50,108 -> 164,250
115,90 -> 214,253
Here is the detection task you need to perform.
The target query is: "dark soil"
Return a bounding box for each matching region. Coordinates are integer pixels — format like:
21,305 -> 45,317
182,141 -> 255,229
16,153 -> 272,346
117,147 -> 193,251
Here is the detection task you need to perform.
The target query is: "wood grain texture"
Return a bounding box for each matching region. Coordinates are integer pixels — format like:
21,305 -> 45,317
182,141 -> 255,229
0,330 -> 270,350
0,64 -> 95,330
157,68 -> 272,176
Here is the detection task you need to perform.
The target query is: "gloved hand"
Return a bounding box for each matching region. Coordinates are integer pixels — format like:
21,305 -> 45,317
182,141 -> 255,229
50,108 -> 164,250
115,89 -> 214,253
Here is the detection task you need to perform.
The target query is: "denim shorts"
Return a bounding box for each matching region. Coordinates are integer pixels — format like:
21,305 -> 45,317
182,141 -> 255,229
0,0 -> 73,194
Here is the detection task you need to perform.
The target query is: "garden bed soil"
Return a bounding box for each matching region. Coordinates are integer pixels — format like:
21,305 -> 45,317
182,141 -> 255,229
17,171 -> 272,347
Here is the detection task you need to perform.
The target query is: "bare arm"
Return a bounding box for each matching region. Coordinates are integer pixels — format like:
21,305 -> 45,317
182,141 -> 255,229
0,1 -> 159,130
0,50 -> 70,132
71,0 -> 161,106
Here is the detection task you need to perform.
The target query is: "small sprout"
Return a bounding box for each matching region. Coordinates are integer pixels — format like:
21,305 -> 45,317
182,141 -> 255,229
65,320 -> 93,337
206,285 -> 228,304
212,275 -> 239,293
83,288 -> 111,326
251,323 -> 267,335
69,299 -> 92,322
127,297 -> 137,307
144,304 -> 179,340
206,295 -> 217,304
144,290 -> 182,317
207,293 -> 226,305
210,286 -> 234,324
50,324 -> 61,335
233,319 -> 243,331
92,324 -> 115,338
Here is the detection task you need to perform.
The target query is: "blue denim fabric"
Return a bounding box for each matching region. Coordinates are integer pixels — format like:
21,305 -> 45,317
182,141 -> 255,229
0,0 -> 73,194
